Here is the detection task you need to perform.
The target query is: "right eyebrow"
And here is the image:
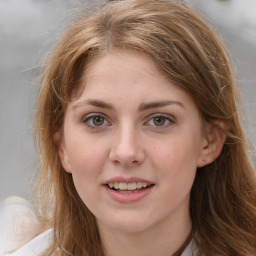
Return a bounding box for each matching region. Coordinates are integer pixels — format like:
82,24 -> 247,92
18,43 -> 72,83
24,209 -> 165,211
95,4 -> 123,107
72,99 -> 115,110
138,100 -> 184,112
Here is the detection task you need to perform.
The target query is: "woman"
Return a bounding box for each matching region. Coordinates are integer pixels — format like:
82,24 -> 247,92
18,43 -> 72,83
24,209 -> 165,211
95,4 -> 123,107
7,0 -> 256,255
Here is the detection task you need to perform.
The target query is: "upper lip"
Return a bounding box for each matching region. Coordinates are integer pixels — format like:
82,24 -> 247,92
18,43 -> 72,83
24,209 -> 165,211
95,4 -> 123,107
103,176 -> 154,185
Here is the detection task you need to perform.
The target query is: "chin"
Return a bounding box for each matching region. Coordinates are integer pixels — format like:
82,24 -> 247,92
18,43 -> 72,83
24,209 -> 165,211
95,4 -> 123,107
98,212 -> 154,234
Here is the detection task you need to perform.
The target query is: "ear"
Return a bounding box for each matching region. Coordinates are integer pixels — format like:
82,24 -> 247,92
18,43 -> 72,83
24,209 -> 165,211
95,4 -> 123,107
54,132 -> 72,173
197,121 -> 226,167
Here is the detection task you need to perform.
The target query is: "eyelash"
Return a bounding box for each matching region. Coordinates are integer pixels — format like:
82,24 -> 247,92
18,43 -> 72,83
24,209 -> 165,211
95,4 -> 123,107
145,114 -> 175,128
82,113 -> 110,130
82,113 -> 175,130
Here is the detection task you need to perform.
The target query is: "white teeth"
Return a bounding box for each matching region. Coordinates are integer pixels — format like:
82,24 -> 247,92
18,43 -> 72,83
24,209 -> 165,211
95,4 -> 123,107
114,182 -> 119,189
108,182 -> 151,190
142,182 -> 147,188
127,182 -> 136,190
119,182 -> 127,190
137,182 -> 142,189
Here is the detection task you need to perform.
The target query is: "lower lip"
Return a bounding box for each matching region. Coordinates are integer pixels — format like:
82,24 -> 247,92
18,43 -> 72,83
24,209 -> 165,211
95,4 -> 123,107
104,185 -> 154,203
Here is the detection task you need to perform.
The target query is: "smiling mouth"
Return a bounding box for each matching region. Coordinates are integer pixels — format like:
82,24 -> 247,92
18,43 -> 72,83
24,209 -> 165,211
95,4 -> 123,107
107,182 -> 154,193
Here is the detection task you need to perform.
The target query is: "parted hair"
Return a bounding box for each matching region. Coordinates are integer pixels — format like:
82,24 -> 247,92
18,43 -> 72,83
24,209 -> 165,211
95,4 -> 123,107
34,0 -> 256,255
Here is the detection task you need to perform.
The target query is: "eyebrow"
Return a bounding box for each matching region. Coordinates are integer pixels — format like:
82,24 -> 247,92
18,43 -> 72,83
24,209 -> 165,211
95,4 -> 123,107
138,100 -> 184,111
72,99 -> 184,111
73,99 -> 115,110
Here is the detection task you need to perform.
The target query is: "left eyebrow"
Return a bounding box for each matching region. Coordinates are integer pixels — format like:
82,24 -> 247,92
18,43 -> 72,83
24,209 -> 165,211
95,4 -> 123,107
138,100 -> 184,111
72,99 -> 115,110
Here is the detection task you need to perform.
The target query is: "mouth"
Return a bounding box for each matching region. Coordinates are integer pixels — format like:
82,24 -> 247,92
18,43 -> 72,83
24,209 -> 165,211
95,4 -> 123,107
107,182 -> 154,193
103,177 -> 155,202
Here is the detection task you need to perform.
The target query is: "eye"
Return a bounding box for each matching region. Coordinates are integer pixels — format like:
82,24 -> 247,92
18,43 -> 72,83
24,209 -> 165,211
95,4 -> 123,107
82,114 -> 110,129
152,116 -> 167,126
146,114 -> 175,128
91,116 -> 105,126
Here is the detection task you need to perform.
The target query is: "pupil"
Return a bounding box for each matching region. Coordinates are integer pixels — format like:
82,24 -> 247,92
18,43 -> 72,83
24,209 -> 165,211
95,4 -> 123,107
93,116 -> 104,126
154,116 -> 165,126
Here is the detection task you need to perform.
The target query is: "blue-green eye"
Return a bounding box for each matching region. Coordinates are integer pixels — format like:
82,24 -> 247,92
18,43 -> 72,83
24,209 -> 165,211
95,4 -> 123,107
147,115 -> 174,127
91,116 -> 105,126
83,115 -> 109,129
152,116 -> 167,126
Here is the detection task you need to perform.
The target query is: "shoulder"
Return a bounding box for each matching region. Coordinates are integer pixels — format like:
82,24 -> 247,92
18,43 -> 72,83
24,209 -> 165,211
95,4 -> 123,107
0,196 -> 52,256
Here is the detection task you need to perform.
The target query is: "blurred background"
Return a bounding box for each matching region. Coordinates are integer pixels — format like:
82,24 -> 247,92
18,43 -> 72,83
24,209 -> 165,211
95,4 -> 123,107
0,0 -> 255,202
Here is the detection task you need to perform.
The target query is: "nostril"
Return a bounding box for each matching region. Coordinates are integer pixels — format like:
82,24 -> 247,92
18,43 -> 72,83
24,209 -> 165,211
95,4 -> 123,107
109,148 -> 145,167
111,157 -> 142,167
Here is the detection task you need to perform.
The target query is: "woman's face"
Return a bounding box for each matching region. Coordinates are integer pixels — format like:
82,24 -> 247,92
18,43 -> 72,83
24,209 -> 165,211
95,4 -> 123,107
58,50 -> 208,234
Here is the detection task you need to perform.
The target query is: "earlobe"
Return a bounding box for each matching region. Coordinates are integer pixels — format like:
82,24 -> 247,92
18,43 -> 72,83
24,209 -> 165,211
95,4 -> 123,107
54,132 -> 72,173
197,121 -> 227,167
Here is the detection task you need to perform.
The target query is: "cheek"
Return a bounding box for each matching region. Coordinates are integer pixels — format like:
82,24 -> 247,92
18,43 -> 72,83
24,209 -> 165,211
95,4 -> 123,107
68,144 -> 104,209
152,134 -> 200,173
66,134 -> 108,171
150,131 -> 201,202
64,138 -> 107,193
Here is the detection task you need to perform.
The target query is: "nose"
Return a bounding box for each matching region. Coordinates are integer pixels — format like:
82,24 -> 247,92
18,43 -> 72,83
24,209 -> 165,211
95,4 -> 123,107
109,125 -> 145,167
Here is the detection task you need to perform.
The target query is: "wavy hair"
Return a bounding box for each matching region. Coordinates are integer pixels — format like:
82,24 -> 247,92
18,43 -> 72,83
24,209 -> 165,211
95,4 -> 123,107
33,0 -> 256,255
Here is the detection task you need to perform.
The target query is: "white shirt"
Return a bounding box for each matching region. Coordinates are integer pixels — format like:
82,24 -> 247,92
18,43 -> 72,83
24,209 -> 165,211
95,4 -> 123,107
6,229 -> 53,256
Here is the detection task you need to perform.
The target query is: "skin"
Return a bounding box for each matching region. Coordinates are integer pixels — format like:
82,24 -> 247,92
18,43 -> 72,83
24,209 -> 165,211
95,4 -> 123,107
56,50 -> 225,256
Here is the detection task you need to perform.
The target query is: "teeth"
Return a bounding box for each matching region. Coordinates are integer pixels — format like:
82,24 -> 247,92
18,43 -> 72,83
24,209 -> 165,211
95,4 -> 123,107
119,182 -> 127,190
108,182 -> 151,190
137,182 -> 142,189
127,183 -> 136,190
142,182 -> 147,188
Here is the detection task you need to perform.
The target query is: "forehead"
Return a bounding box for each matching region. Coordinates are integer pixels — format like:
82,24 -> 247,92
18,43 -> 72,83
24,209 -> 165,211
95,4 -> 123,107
85,50 -> 161,78
71,50 -> 198,113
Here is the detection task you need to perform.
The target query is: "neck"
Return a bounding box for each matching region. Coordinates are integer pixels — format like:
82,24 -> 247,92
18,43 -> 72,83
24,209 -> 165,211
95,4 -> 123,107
98,210 -> 192,256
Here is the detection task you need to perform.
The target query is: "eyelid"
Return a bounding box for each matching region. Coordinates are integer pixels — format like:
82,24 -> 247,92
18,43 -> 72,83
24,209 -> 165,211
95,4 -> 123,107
82,113 -> 111,129
144,113 -> 176,127
82,112 -> 106,121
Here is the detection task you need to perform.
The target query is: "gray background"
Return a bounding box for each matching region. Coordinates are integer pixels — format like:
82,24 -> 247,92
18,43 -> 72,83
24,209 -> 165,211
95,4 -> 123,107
0,0 -> 255,202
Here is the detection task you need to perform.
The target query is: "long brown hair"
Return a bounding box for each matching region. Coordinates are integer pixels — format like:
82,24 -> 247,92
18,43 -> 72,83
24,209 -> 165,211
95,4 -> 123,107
33,1 -> 256,255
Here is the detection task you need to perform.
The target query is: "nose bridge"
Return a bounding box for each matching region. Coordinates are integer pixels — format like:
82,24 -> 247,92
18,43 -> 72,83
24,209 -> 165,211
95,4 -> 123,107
109,120 -> 145,166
